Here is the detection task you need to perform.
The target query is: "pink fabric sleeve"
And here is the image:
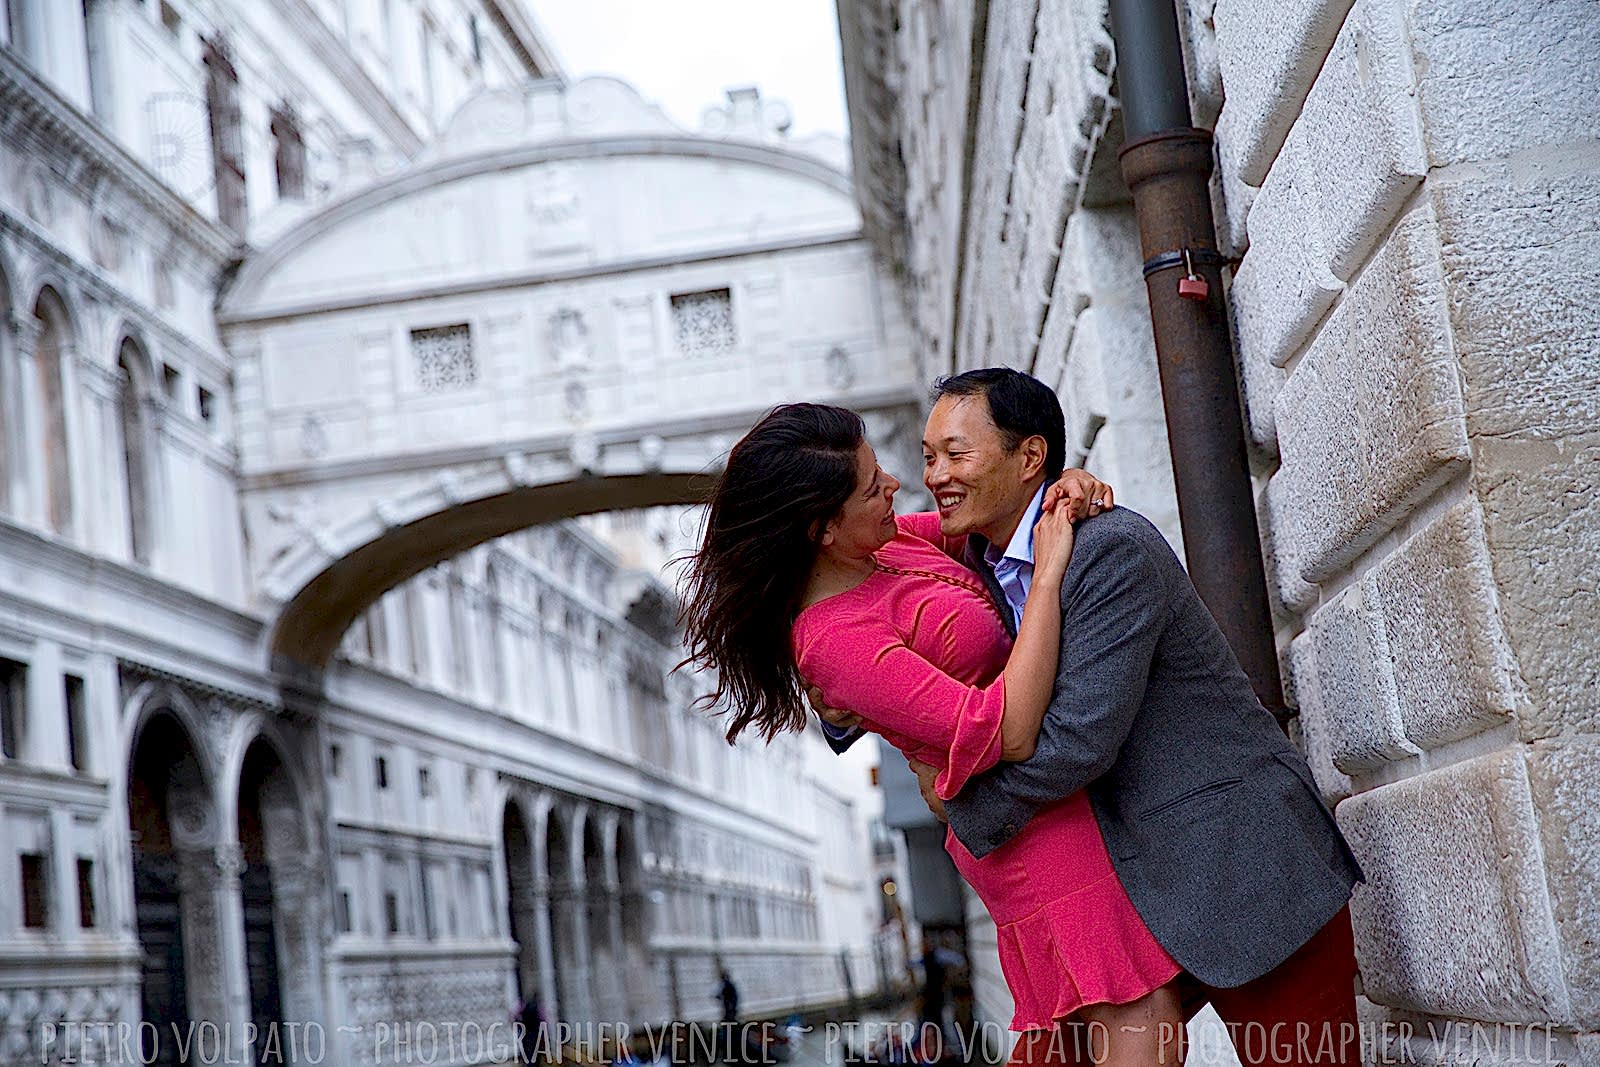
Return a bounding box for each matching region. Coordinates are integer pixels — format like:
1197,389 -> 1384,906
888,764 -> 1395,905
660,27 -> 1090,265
795,610 -> 1004,798
895,513 -> 970,562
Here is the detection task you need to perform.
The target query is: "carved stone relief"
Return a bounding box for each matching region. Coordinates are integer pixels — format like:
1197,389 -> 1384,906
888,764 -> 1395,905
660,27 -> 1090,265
548,307 -> 590,370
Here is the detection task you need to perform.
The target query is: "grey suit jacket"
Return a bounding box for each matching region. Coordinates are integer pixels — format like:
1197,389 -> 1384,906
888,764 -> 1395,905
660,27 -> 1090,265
945,507 -> 1364,989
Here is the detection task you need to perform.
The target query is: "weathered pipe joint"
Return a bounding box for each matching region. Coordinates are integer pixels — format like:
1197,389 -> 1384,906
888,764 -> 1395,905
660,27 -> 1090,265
1113,127 -> 1290,723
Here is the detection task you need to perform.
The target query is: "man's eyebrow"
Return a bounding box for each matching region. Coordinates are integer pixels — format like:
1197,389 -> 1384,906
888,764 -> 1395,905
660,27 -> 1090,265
921,435 -> 969,449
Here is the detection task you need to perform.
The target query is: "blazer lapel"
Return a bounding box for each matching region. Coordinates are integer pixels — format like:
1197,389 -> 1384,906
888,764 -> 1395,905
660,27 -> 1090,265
963,534 -> 1017,639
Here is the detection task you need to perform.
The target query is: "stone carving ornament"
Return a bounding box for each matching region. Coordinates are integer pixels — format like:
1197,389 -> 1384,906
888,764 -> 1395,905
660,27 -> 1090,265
299,413 -> 329,458
548,307 -> 589,369
826,345 -> 854,389
143,91 -> 216,201
19,159 -> 55,224
672,290 -> 736,356
412,323 -> 478,392
564,378 -> 588,421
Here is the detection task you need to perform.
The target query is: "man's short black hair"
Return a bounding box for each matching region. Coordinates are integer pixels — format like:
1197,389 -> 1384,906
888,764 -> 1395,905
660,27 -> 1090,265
931,368 -> 1067,480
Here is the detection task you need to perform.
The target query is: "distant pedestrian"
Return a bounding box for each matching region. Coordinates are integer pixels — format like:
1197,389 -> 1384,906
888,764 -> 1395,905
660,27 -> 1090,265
517,992 -> 548,1064
717,970 -> 740,1023
917,938 -> 948,1039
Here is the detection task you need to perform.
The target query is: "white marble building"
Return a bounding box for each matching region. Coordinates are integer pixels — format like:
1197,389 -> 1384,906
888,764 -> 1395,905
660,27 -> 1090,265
0,3 -> 907,1065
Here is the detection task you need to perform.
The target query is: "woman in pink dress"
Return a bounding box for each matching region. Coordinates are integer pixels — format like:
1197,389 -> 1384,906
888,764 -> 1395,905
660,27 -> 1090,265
679,404 -> 1185,1067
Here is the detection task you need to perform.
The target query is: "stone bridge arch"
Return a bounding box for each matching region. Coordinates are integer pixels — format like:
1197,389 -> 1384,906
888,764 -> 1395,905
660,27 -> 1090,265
220,77 -> 922,679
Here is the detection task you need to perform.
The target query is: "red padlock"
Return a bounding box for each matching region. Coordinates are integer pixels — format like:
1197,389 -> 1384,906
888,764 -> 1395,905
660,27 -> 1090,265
1178,247 -> 1209,301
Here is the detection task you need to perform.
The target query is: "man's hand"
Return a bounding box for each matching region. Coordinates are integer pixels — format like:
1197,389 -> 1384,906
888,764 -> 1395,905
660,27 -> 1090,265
806,685 -> 863,732
1043,469 -> 1114,520
909,759 -> 947,823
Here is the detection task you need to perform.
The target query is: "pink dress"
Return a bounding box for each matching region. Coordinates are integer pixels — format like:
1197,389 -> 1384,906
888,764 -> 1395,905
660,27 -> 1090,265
793,513 -> 1181,1032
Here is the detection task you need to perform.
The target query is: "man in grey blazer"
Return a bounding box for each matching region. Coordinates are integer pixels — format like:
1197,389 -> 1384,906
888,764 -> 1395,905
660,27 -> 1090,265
817,368 -> 1365,1066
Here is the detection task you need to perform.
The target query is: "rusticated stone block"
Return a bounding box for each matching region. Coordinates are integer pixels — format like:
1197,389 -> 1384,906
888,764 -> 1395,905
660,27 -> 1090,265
1292,497 -> 1523,765
1472,437 -> 1600,740
1213,0 -> 1355,184
1062,207 -> 1145,298
1302,577 -> 1415,773
1212,141 -> 1256,260
1284,633 -> 1355,803
1260,473 -> 1317,614
1289,0 -> 1426,279
1229,144 -> 1344,372
1431,168 -> 1600,442
1525,739 -> 1600,1029
1059,305 -> 1112,442
1233,294 -> 1283,454
1273,204 -> 1468,581
1410,0 -> 1600,169
1372,497 -> 1521,752
1340,751 -> 1572,1025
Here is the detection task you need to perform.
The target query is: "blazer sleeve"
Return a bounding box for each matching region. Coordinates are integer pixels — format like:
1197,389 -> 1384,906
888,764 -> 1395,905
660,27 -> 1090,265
943,521 -> 1173,857
795,609 -> 1006,799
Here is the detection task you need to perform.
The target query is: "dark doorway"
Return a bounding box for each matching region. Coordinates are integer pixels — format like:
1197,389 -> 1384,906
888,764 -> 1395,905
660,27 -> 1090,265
502,803 -> 536,1004
133,853 -> 188,1066
128,712 -> 206,1066
238,742 -> 289,1056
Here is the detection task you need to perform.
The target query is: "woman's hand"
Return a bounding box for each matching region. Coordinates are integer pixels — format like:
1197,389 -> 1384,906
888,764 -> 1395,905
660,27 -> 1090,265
1042,468 -> 1113,520
806,684 -> 863,731
908,759 -> 948,823
1032,499 -> 1077,583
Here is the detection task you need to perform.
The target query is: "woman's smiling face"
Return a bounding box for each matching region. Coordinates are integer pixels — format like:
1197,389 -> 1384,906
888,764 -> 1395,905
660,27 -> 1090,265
819,440 -> 901,557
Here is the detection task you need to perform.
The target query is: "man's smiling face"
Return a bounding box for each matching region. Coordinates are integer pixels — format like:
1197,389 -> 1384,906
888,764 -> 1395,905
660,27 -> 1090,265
921,394 -> 1041,541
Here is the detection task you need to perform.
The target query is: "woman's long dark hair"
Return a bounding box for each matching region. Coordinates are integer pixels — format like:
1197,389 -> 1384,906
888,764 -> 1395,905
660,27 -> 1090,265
678,403 -> 866,744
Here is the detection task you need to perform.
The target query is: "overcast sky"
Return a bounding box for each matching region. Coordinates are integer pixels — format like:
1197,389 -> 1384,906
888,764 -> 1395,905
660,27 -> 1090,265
529,0 -> 850,139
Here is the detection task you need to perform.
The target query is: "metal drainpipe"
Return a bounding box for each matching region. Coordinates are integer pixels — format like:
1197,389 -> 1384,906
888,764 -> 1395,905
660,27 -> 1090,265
1107,0 -> 1289,722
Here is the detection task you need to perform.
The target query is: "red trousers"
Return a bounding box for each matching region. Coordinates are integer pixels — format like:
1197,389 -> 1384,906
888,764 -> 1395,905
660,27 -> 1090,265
1008,906 -> 1361,1067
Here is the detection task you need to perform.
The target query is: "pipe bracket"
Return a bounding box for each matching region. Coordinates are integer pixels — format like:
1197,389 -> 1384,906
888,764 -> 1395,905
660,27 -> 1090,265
1141,247 -> 1228,279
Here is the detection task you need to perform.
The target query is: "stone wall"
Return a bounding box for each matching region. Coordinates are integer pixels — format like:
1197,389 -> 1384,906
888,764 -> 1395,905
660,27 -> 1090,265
843,0 -> 1600,1058
1219,0 -> 1600,1056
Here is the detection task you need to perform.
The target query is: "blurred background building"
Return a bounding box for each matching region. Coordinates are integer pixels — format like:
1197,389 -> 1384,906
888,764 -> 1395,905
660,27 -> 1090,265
0,2 -> 913,1064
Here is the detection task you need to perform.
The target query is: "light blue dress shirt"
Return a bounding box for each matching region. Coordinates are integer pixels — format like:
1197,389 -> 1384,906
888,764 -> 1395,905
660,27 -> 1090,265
983,483 -> 1046,630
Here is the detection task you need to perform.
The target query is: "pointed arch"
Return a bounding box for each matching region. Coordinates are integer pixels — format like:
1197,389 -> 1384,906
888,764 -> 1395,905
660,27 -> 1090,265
115,333 -> 157,564
29,284 -> 76,534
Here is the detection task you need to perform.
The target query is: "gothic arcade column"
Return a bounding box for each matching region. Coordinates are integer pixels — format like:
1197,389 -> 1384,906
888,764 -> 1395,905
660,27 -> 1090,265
531,871 -> 561,1027
266,855 -> 329,1060
175,843 -> 252,1061
600,818 -> 630,1022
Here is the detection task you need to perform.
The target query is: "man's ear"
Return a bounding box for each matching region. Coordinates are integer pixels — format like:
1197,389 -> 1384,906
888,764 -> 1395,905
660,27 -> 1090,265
1019,435 -> 1049,481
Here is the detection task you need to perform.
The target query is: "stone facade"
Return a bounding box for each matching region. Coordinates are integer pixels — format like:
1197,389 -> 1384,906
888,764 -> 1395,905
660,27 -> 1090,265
219,74 -> 923,675
0,4 -> 902,1066
840,0 -> 1599,1060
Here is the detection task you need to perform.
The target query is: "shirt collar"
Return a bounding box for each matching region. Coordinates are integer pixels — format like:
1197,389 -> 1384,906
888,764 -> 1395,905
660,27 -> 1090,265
983,484 -> 1047,570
